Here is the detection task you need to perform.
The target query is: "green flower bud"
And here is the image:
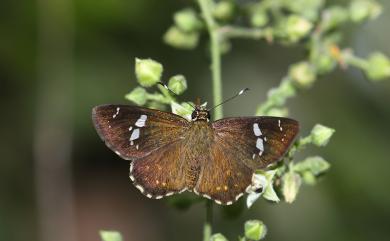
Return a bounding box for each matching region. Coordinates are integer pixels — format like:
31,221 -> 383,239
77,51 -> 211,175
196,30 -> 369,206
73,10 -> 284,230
213,1 -> 235,22
282,171 -> 302,203
246,170 -> 279,208
321,6 -> 349,31
350,0 -> 382,23
99,231 -> 123,241
174,8 -> 202,32
289,62 -> 316,88
125,87 -> 147,105
250,11 -> 269,27
286,15 -> 313,42
302,171 -> 317,185
312,51 -> 336,74
135,58 -> 163,87
293,156 -> 331,176
210,233 -> 228,241
311,124 -> 335,147
163,26 -> 199,49
168,75 -> 187,95
365,52 -> 390,81
245,220 -> 267,240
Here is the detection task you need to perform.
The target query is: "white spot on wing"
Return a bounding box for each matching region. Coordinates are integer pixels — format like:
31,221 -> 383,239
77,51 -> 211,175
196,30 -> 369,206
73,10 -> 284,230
136,185 -> 144,193
235,193 -> 244,200
166,192 -> 174,196
128,126 -> 133,131
156,195 -> 163,199
278,119 -> 283,131
226,201 -> 233,205
253,123 -> 262,136
113,107 -> 120,118
215,200 -> 222,205
135,115 -> 147,127
130,128 -> 140,141
146,193 -> 152,198
256,138 -> 264,152
136,144 -> 139,150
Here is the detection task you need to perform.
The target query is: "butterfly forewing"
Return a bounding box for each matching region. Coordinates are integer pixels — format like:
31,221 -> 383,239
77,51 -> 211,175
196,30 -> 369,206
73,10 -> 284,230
212,117 -> 299,169
92,105 -> 190,160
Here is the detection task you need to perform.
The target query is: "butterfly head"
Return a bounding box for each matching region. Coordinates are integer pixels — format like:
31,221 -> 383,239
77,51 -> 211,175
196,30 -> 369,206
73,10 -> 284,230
191,105 -> 210,122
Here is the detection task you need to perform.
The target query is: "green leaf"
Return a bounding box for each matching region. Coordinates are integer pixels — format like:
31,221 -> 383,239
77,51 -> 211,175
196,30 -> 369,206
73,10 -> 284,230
99,231 -> 123,241
210,233 -> 229,241
135,58 -> 163,87
125,87 -> 147,105
293,156 -> 331,176
310,124 -> 335,147
244,220 -> 267,240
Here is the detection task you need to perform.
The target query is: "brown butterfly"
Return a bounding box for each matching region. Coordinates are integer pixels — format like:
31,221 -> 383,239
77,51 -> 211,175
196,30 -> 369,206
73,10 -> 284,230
92,93 -> 299,205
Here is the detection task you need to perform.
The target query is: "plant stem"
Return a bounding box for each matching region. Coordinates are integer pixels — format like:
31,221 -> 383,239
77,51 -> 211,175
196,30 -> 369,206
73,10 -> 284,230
203,200 -> 213,241
198,0 -> 223,120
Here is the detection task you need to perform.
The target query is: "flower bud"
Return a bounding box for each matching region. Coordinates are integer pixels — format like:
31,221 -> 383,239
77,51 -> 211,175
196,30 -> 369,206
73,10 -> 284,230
289,61 -> 316,88
210,233 -> 228,241
282,171 -> 302,203
135,58 -> 163,87
350,0 -> 382,23
174,8 -> 202,32
163,26 -> 199,49
125,87 -> 147,105
168,75 -> 187,95
321,6 -> 349,31
99,230 -> 123,241
213,1 -> 235,22
285,15 -> 313,42
293,156 -> 331,176
365,52 -> 390,81
171,101 -> 193,120
245,220 -> 267,240
311,124 -> 335,147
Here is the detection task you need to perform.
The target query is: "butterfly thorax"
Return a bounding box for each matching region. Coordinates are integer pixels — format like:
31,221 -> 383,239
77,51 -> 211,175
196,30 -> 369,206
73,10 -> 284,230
191,105 -> 211,122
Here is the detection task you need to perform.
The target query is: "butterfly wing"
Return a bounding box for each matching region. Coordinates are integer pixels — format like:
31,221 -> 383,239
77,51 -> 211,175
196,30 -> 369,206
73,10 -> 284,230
194,117 -> 299,205
93,104 -> 191,197
92,105 -> 190,160
212,117 -> 299,169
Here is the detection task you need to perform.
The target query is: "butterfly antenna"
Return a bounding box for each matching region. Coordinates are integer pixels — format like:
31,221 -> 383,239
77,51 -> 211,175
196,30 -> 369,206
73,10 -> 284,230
158,82 -> 196,109
208,88 -> 250,111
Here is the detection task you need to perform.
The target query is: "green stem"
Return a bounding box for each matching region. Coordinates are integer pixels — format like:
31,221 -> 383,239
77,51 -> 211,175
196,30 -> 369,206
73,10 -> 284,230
203,200 -> 213,241
198,0 -> 223,120
219,26 -> 264,40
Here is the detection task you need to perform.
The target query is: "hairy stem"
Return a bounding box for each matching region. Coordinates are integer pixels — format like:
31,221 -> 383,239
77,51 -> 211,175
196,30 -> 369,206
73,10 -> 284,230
198,0 -> 223,120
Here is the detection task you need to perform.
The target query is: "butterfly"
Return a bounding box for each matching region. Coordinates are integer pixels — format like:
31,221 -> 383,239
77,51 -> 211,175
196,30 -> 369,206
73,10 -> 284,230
92,98 -> 299,205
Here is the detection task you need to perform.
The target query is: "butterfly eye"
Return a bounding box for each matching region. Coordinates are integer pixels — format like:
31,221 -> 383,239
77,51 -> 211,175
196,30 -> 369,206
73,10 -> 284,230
207,111 -> 211,120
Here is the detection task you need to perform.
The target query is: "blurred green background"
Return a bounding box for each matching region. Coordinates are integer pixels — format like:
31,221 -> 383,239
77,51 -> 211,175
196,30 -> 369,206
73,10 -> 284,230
1,0 -> 390,241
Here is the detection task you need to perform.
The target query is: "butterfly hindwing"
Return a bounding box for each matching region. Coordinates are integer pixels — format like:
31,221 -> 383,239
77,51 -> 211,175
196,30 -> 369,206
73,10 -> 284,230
130,140 -> 188,198
92,105 -> 190,160
212,117 -> 299,170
